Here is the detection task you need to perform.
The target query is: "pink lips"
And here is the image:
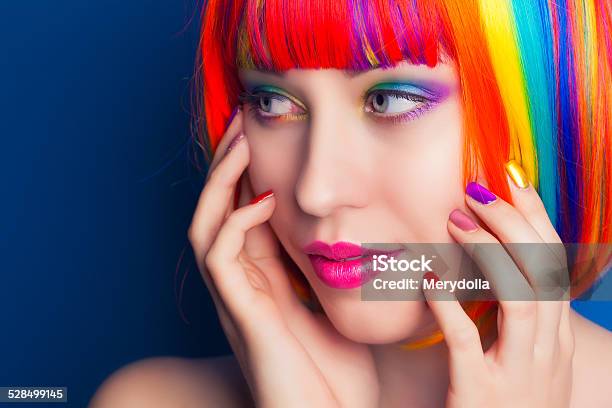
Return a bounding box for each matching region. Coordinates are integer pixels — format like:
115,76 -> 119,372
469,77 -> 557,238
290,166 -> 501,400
304,241 -> 398,289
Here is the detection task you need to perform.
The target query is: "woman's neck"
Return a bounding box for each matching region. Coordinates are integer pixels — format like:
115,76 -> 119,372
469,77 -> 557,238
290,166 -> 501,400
371,341 -> 450,407
370,330 -> 497,407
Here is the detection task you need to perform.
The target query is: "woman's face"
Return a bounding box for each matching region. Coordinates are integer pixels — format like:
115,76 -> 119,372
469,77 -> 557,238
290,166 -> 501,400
239,60 -> 469,344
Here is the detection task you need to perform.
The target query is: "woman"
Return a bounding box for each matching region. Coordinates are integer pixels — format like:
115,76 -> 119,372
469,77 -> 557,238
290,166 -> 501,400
91,0 -> 612,406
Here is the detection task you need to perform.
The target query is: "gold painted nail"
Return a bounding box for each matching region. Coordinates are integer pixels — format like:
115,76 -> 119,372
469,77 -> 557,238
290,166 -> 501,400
505,160 -> 529,189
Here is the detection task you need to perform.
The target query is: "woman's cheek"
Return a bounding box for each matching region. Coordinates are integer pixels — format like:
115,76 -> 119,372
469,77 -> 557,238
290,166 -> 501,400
378,95 -> 465,243
246,120 -> 302,191
247,126 -> 304,236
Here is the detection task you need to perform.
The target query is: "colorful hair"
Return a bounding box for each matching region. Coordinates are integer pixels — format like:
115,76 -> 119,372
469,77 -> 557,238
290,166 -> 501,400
195,0 -> 612,345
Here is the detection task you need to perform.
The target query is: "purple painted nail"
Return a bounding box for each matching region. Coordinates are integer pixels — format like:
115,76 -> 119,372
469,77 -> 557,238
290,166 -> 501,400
466,182 -> 497,205
225,132 -> 245,155
225,106 -> 240,131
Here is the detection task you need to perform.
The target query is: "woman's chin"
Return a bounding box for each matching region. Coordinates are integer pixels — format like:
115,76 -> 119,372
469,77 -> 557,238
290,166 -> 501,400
319,297 -> 435,344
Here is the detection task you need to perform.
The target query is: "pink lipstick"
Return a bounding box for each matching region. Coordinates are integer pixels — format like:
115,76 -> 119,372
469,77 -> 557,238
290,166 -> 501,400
304,241 -> 401,289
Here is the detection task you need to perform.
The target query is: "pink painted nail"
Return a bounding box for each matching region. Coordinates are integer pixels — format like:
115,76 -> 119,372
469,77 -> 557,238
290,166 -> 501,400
449,209 -> 479,232
225,132 -> 245,156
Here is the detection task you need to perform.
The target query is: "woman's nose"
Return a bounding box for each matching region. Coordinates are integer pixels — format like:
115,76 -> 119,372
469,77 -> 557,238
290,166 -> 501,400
294,112 -> 370,218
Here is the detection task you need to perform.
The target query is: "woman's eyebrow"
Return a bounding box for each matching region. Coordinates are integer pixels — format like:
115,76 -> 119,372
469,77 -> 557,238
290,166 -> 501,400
343,69 -> 371,78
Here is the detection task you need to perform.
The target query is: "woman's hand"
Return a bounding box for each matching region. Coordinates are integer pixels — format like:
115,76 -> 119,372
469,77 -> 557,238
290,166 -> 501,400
188,110 -> 378,408
424,166 -> 574,408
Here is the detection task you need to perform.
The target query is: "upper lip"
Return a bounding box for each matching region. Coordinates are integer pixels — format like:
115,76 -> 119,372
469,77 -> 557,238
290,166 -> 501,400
304,240 -> 403,261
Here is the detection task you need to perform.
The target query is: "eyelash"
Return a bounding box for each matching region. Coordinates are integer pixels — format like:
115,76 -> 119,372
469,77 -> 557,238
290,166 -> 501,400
364,90 -> 435,124
238,89 -> 437,124
238,91 -> 306,124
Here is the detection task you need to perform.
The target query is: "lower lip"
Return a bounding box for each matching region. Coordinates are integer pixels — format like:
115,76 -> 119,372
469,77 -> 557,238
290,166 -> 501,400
308,254 -> 381,289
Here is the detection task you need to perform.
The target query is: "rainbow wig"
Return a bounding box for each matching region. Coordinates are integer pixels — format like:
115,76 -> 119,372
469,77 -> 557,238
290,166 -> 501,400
194,0 -> 612,342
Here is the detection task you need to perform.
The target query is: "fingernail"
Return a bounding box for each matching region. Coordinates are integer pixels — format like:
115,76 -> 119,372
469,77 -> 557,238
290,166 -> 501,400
225,106 -> 241,131
249,189 -> 274,205
225,132 -> 245,156
505,160 -> 529,189
466,182 -> 497,205
423,272 -> 439,283
449,208 -> 479,232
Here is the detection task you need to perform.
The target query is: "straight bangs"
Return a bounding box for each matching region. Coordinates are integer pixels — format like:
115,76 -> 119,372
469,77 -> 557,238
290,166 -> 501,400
237,0 -> 448,71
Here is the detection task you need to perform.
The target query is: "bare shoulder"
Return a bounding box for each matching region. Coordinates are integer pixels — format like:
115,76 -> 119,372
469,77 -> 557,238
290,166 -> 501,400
570,310 -> 612,407
89,355 -> 252,408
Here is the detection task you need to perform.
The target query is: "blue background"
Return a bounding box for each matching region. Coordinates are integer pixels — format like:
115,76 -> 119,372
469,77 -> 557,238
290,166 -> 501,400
0,1 -> 610,407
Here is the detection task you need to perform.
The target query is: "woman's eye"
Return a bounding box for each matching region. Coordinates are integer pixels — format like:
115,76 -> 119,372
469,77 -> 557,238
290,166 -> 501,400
256,94 -> 303,117
366,91 -> 426,115
259,95 -> 288,114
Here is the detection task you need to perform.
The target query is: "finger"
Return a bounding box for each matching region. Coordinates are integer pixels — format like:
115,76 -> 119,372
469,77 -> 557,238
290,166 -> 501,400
447,215 -> 536,369
225,194 -> 348,366
465,182 -> 567,305
423,273 -> 486,390
187,108 -> 253,378
189,130 -> 248,353
188,108 -> 245,259
505,160 -> 569,293
205,192 -> 276,315
237,176 -> 307,316
203,193 -> 339,403
504,161 -> 568,352
447,212 -> 534,301
209,109 -> 245,218
226,184 -> 342,362
188,130 -> 249,263
205,107 -> 244,179
465,180 -> 541,241
504,160 -> 563,246
188,107 -> 244,309
239,173 -> 280,260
